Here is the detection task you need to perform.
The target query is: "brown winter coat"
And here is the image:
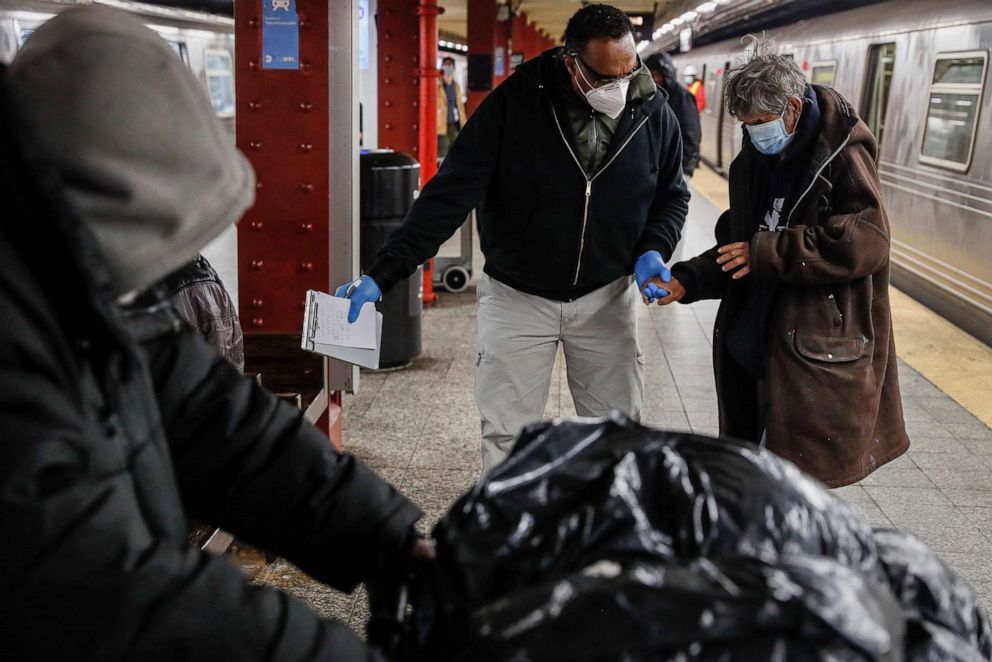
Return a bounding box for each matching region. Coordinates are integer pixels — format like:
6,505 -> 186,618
437,77 -> 467,135
672,85 -> 909,487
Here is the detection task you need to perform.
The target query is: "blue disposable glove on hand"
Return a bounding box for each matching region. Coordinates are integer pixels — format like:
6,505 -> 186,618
334,275 -> 382,323
634,250 -> 671,303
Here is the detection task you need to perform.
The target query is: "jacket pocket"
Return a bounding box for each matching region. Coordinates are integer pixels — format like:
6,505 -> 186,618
794,332 -> 867,363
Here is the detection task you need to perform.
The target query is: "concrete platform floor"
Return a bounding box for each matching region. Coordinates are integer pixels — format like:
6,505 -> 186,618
255,174 -> 992,633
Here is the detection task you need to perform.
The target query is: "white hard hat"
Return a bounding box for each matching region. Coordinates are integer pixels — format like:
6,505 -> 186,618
683,64 -> 699,77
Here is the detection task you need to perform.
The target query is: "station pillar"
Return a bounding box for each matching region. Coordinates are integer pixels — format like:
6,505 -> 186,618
466,0 -> 508,116
417,0 -> 441,305
235,0 -> 362,448
510,13 -> 526,69
377,0 -> 440,305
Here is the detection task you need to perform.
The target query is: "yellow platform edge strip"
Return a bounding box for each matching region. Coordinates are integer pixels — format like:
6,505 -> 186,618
691,165 -> 992,428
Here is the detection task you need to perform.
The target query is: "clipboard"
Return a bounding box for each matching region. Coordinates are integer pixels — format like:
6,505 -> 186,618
301,290 -> 383,369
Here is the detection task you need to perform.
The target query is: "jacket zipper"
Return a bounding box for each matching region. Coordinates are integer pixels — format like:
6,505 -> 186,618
550,104 -> 651,285
785,135 -> 850,227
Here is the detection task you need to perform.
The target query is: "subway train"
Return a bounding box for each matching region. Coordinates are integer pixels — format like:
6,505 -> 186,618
669,0 -> 992,346
0,0 -> 235,136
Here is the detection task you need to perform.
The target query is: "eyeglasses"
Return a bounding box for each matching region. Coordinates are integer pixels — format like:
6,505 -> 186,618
570,53 -> 641,86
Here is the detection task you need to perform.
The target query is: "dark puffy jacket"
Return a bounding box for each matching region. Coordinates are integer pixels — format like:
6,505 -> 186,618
161,254 -> 245,373
0,96 -> 420,660
368,48 -> 690,302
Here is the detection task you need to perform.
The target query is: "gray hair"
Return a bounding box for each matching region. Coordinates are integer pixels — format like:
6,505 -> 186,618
723,35 -> 807,118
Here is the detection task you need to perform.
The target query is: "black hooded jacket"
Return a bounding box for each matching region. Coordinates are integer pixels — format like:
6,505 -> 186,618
645,52 -> 701,176
0,84 -> 420,660
663,83 -> 701,176
367,48 -> 690,301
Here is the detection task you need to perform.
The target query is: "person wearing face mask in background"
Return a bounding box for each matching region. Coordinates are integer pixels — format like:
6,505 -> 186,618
335,4 -> 689,471
645,51 -> 701,179
683,64 -> 706,113
437,56 -> 467,159
654,36 -> 908,488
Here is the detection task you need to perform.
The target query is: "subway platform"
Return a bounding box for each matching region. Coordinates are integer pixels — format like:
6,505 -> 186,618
254,167 -> 992,629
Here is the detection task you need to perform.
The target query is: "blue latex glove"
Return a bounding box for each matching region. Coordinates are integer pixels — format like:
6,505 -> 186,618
334,275 -> 382,323
634,250 -> 671,303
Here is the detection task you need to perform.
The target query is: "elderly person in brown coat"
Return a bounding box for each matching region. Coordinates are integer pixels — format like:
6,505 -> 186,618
658,38 -> 909,487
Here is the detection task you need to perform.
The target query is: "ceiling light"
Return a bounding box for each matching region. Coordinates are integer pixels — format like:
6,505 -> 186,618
696,1 -> 718,11
636,40 -> 649,52
681,11 -> 698,21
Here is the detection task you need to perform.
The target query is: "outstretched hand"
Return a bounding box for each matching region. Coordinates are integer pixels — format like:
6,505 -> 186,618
634,250 -> 671,304
333,275 -> 382,323
651,275 -> 686,305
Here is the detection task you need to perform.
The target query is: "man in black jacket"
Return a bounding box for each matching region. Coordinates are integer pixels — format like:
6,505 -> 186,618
0,7 -> 426,659
645,51 -> 701,178
337,4 -> 690,470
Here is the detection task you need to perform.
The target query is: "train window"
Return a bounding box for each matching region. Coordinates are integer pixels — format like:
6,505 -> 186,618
863,43 -> 896,147
205,49 -> 235,118
18,28 -> 34,46
920,51 -> 988,171
932,55 -> 985,85
811,62 -> 836,86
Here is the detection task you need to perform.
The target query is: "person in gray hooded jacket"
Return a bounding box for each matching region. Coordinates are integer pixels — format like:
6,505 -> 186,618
0,6 -> 428,660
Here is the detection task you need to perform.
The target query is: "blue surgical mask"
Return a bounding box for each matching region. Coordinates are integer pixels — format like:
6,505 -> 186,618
747,115 -> 795,155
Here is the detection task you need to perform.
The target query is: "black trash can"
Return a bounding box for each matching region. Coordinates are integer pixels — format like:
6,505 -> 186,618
360,150 -> 422,369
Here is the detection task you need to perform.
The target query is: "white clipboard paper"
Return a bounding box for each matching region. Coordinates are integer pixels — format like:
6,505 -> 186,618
301,290 -> 383,369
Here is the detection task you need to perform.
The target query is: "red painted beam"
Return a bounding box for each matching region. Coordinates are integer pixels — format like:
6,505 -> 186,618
466,0 -> 496,117
417,0 -> 441,305
236,3 -> 330,335
377,0 -> 419,156
235,0 -> 341,444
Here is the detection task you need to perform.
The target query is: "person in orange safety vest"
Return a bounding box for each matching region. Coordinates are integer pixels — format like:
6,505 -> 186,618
683,64 -> 706,113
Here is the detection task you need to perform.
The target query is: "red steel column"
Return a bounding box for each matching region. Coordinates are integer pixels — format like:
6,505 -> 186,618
235,0 -> 343,446
378,0 -> 419,155
493,11 -> 511,88
378,0 -> 439,305
417,0 -> 442,305
466,0 -> 496,116
546,30 -> 557,50
510,12 -> 525,69
521,15 -> 545,61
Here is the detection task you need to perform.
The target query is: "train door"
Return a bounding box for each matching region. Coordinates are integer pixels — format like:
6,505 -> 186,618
863,43 -> 896,147
717,60 -> 737,172
713,62 -> 730,170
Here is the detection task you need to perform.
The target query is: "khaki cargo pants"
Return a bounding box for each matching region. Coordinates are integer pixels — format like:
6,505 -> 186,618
475,273 -> 644,471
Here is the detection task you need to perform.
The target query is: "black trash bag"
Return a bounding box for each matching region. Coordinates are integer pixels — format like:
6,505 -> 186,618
873,529 -> 992,660
453,554 -> 907,661
434,413 -> 878,607
374,414 -> 990,661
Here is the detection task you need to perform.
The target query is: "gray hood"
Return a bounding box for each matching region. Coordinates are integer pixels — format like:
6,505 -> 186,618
5,5 -> 254,295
